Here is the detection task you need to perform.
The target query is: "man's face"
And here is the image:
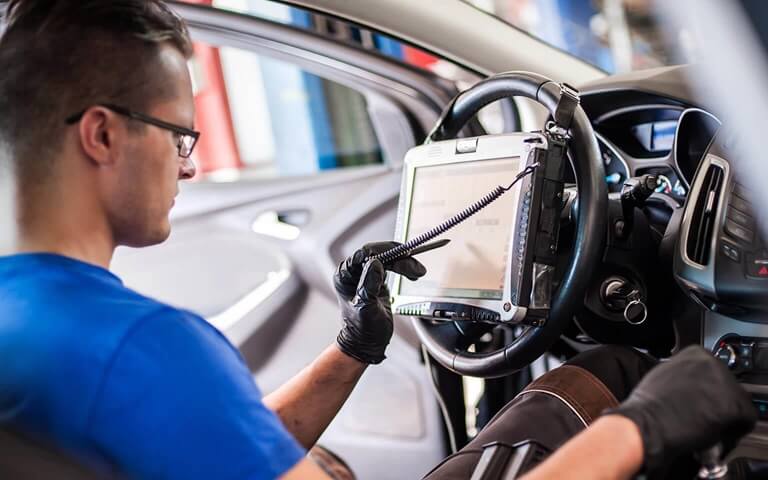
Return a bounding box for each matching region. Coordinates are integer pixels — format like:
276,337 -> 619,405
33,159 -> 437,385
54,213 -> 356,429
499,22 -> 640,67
106,44 -> 197,248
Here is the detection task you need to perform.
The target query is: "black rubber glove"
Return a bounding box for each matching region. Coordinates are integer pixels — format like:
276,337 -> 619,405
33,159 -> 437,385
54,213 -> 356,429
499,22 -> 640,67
334,242 -> 427,364
333,242 -> 427,301
608,345 -> 757,476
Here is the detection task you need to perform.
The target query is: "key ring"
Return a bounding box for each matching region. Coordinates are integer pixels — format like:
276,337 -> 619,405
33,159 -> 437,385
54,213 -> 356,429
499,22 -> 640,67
624,297 -> 648,325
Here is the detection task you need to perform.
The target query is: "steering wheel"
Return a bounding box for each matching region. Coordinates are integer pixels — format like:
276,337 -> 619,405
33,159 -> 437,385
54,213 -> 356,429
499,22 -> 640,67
411,71 -> 608,378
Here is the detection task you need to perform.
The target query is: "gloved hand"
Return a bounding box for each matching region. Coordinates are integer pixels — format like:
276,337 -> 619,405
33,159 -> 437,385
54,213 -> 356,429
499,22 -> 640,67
334,242 -> 427,364
333,242 -> 427,301
608,345 -> 757,476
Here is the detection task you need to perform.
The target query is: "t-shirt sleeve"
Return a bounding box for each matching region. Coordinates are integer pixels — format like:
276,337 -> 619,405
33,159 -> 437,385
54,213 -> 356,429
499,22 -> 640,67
85,307 -> 305,480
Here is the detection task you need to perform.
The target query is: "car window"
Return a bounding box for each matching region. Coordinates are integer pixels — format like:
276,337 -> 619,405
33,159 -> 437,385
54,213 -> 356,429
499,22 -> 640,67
181,0 -> 515,181
188,41 -> 384,182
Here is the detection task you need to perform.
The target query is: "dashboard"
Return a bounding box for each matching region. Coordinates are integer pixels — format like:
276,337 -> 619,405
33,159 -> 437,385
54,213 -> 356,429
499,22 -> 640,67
565,75 -> 721,205
572,63 -> 768,406
567,67 -> 768,464
594,112 -> 693,200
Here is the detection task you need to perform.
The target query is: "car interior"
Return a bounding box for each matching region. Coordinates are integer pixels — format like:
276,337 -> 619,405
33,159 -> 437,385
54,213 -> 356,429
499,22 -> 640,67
1,0 -> 768,479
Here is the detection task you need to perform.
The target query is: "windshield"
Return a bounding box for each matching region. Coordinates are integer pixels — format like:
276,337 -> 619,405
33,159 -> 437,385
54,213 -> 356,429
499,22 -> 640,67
463,0 -> 693,73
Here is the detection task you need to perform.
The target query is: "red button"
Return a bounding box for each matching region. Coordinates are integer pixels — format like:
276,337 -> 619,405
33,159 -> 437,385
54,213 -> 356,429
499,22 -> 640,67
746,255 -> 768,279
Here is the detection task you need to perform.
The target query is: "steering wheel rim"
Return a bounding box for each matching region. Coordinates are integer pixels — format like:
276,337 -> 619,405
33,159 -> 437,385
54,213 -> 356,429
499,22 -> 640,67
412,71 -> 607,378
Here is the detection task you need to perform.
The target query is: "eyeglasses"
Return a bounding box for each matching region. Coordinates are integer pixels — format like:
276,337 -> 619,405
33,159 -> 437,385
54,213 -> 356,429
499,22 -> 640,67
65,104 -> 201,158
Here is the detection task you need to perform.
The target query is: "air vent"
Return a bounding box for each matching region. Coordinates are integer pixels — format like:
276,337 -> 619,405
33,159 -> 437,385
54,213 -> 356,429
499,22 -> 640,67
686,164 -> 725,265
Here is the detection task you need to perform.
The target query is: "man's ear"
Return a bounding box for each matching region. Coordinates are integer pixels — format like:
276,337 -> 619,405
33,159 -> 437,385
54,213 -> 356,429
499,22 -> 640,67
77,106 -> 122,167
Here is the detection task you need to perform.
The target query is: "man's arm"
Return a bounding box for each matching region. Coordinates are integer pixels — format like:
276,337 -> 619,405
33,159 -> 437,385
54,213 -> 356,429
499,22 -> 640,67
265,243 -> 425,449
280,417 -> 639,480
263,344 -> 366,449
528,346 -> 757,480
520,415 -> 643,480
279,458 -> 333,479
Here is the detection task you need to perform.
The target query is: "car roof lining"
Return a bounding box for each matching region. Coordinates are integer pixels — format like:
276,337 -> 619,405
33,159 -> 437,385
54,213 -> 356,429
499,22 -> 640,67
277,0 -> 604,83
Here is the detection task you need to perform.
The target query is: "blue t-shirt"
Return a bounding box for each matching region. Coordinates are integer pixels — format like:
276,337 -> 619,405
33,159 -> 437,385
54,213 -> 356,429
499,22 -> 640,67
0,253 -> 305,479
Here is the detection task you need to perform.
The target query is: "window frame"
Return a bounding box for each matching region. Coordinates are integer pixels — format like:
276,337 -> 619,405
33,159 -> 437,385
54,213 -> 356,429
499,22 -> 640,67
170,1 -> 464,140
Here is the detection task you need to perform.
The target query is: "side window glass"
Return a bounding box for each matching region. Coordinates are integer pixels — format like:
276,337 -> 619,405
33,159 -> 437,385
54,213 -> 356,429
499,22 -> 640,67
188,43 -> 384,181
182,0 -> 510,179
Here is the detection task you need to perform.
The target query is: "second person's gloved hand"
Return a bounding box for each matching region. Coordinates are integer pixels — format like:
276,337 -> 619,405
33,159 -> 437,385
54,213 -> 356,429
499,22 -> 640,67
334,242 -> 427,364
608,345 -> 757,476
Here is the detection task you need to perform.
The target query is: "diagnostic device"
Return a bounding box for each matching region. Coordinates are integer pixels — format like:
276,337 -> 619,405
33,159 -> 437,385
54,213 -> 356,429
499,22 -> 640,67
389,132 -> 568,325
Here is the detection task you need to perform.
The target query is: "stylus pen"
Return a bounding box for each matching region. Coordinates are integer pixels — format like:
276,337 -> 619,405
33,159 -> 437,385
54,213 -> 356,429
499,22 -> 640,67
386,238 -> 451,263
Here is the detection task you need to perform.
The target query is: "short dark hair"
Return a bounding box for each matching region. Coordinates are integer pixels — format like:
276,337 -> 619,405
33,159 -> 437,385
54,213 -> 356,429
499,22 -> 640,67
0,0 -> 193,186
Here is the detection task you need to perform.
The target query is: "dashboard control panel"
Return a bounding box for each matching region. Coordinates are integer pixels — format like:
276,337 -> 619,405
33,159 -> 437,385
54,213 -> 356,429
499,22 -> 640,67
713,334 -> 757,374
710,334 -> 768,391
720,184 -> 768,278
675,135 -> 768,321
712,333 -> 768,420
712,183 -> 768,314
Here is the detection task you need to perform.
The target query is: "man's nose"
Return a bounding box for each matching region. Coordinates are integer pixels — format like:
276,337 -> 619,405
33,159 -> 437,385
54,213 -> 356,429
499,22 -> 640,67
178,156 -> 197,180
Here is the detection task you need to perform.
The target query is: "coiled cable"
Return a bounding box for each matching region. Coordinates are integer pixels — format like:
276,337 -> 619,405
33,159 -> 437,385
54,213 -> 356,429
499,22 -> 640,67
371,163 -> 540,264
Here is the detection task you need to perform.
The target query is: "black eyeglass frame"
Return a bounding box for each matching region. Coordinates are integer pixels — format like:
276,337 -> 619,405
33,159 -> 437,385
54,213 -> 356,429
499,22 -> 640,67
65,103 -> 200,158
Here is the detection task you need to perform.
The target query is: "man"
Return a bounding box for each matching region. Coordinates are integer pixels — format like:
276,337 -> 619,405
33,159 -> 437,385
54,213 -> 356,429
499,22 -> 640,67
0,1 -> 372,478
0,1 -> 756,479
